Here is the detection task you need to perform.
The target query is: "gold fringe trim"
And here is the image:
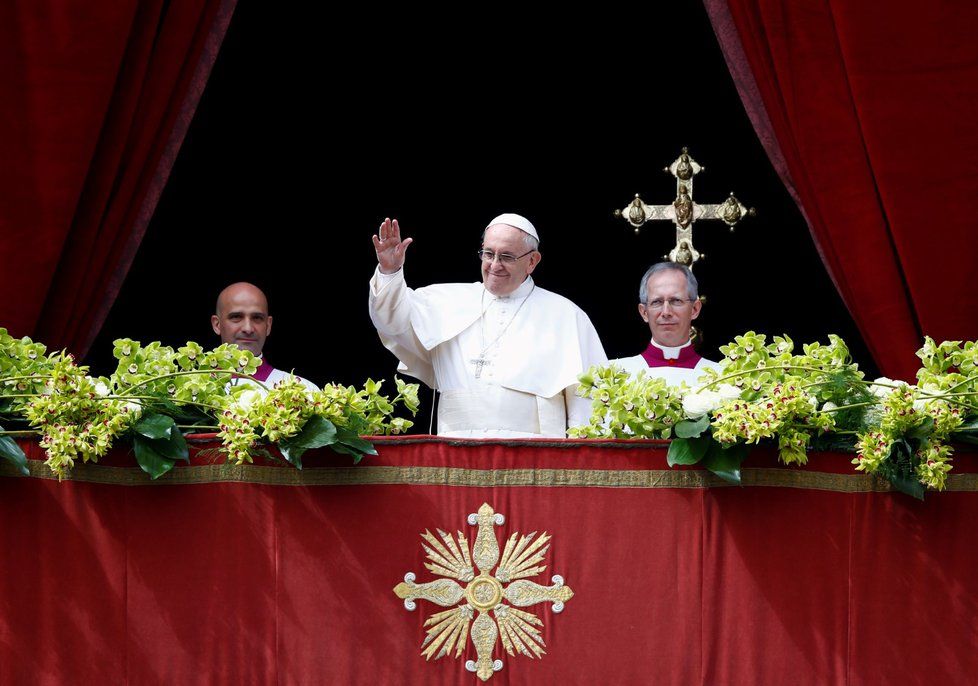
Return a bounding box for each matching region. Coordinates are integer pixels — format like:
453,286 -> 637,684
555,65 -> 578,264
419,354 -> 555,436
4,459 -> 978,492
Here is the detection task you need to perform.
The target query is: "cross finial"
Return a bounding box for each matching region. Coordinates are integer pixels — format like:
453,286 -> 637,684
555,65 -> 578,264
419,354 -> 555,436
614,148 -> 755,269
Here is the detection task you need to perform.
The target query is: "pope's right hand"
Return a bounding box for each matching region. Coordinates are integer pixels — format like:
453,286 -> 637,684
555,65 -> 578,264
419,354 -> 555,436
372,217 -> 413,275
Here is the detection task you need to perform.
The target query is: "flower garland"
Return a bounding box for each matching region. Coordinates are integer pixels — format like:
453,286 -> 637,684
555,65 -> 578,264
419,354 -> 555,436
573,332 -> 978,498
0,328 -> 419,480
5,324 -> 976,497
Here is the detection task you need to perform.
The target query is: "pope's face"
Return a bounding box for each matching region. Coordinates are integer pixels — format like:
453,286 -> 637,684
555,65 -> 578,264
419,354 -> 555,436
638,270 -> 701,347
211,284 -> 273,355
480,224 -> 541,296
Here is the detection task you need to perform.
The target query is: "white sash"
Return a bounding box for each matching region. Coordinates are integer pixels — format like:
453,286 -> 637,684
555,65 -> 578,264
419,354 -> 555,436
438,386 -> 566,437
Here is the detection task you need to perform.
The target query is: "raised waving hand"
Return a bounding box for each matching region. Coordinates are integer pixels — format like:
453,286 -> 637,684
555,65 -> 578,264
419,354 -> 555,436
372,217 -> 413,275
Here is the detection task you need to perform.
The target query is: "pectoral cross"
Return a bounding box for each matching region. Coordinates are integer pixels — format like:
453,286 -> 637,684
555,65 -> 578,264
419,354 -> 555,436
614,148 -> 755,269
470,355 -> 491,379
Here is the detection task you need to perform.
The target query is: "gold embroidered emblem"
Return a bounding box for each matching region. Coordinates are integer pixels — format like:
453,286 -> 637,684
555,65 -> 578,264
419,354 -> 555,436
393,503 -> 574,681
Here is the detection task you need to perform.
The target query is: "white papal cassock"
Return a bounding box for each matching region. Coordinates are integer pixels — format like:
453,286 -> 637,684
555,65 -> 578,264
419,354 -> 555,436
369,267 -> 607,438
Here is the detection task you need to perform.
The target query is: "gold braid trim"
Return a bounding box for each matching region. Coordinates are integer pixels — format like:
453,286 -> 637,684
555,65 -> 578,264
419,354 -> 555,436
4,460 -> 978,491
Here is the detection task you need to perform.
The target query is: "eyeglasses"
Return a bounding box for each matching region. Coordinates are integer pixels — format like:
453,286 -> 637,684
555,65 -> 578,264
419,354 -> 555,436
477,249 -> 534,264
645,298 -> 695,310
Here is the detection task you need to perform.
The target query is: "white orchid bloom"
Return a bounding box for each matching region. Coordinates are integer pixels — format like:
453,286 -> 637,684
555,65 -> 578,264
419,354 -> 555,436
682,389 -> 723,419
716,384 -> 742,401
870,376 -> 908,398
235,388 -> 262,412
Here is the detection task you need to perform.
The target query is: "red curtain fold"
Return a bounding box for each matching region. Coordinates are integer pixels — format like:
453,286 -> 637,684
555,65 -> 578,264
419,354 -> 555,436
705,0 -> 978,380
0,0 -> 236,357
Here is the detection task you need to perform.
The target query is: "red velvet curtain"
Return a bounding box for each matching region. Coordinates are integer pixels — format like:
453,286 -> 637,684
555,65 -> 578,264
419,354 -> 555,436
0,0 -> 236,356
705,0 -> 978,381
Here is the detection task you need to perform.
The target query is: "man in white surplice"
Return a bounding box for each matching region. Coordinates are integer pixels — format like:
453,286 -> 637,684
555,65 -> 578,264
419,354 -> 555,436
368,213 -> 607,438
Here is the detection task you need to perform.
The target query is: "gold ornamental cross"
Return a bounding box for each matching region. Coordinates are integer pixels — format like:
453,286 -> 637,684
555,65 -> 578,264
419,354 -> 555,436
614,147 -> 755,269
393,503 -> 574,682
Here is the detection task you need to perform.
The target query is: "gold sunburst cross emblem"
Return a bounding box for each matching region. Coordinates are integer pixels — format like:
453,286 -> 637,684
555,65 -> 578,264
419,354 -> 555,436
393,503 -> 575,681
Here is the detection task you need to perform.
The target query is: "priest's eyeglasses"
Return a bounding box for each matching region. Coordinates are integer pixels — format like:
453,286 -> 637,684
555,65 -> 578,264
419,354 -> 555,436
477,249 -> 534,264
646,298 -> 695,310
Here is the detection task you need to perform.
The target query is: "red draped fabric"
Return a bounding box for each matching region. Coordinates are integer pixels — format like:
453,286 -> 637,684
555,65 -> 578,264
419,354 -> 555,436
2,438 -> 977,684
705,1 -> 978,381
0,0 -> 236,356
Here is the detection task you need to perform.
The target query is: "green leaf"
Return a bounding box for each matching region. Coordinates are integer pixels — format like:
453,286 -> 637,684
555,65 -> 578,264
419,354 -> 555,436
675,415 -> 711,439
154,399 -> 211,425
889,439 -> 915,472
886,471 -> 925,501
278,445 -> 301,470
278,416 -> 339,470
809,431 -> 859,453
907,421 -> 932,441
328,441 -> 367,464
0,431 -> 29,477
286,416 -> 338,450
134,413 -> 175,440
328,426 -> 379,463
667,436 -> 711,466
952,433 -> 978,446
152,428 -> 189,462
132,435 -> 176,480
878,441 -> 925,500
954,419 -> 978,432
701,443 -> 749,485
335,426 -> 378,456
